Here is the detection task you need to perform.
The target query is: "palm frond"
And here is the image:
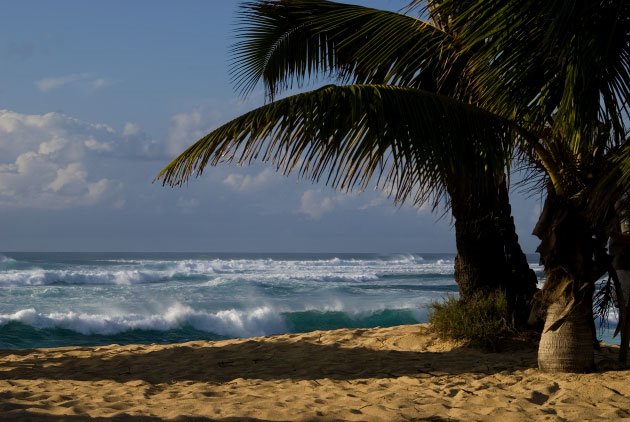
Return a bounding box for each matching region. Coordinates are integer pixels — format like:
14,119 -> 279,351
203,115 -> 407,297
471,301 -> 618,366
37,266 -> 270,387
590,138 -> 630,219
232,0 -> 455,99
594,275 -> 622,336
436,0 -> 630,151
157,84 -> 515,207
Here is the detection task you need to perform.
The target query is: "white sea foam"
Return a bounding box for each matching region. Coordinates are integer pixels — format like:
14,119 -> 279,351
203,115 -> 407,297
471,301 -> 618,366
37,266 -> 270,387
0,269 -> 171,286
0,299 -> 434,338
0,253 -> 548,348
298,298 -> 431,315
0,304 -> 287,337
0,256 -> 456,286
0,255 -> 18,270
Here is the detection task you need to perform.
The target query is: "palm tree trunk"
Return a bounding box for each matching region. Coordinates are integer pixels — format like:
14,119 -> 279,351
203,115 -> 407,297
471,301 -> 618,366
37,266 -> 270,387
533,190 -> 599,372
620,297 -> 630,364
538,296 -> 595,372
450,176 -> 538,327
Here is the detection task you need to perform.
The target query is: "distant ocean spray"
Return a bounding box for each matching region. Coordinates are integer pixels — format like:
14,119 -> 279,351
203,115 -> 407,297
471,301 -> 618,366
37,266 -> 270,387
0,251 -> 611,349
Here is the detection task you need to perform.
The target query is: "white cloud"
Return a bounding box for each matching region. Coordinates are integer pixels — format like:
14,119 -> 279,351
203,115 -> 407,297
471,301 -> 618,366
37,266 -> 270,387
35,73 -> 107,93
122,122 -> 140,136
48,162 -> 88,193
38,136 -> 67,155
92,78 -> 107,90
358,180 -> 432,214
299,189 -> 345,219
359,195 -> 386,210
164,96 -> 264,159
222,169 -> 274,192
166,108 -> 205,157
0,109 -> 158,209
84,137 -> 113,152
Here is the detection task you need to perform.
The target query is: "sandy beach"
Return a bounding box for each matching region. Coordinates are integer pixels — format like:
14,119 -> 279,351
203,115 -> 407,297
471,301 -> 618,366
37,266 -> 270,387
0,324 -> 628,421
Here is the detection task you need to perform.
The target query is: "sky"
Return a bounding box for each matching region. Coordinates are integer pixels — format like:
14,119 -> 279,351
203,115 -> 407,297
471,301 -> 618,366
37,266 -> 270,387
0,0 -> 542,253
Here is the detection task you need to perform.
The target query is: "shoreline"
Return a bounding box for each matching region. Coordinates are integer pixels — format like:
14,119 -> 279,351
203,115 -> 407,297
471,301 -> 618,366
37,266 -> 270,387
1,323 -> 628,421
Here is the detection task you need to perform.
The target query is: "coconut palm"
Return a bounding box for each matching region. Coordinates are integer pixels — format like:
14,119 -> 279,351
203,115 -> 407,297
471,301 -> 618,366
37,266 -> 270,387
158,0 -> 538,325
160,0 -> 630,371
426,0 -> 629,371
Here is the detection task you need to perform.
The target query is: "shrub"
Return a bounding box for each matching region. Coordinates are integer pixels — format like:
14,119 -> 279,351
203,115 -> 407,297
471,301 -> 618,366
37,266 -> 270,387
428,290 -> 514,350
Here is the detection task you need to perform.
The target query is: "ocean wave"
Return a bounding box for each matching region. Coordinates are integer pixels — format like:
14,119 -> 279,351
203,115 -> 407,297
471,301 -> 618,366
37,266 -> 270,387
0,256 -> 456,286
0,268 -> 402,286
0,269 -> 173,286
435,259 -> 454,265
174,258 -> 454,279
0,303 -> 429,340
0,254 -> 19,270
0,304 -> 287,338
389,253 -> 425,262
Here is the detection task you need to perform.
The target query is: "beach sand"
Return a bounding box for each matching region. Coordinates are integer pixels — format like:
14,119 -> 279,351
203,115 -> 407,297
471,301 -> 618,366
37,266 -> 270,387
0,324 -> 628,421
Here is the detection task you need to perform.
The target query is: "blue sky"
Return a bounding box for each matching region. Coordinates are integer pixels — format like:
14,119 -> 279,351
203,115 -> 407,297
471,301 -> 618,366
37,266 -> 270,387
0,0 -> 542,253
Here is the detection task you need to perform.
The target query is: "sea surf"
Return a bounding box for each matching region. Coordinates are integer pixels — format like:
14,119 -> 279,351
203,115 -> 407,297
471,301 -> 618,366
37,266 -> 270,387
1,251 -> 600,349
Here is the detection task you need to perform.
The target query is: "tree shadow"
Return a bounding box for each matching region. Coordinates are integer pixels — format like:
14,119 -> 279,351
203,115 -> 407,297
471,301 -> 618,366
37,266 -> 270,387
0,409 -> 273,421
0,337 -> 541,384
0,405 -> 451,422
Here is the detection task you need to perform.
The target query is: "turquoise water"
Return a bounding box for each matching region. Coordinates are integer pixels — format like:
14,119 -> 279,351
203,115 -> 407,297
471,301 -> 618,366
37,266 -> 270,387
0,252 -> 616,349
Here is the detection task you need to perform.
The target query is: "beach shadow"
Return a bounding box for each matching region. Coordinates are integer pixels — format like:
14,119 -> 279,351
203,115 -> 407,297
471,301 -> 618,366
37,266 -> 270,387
0,412 -> 449,422
0,337 -> 541,384
0,410 -> 271,421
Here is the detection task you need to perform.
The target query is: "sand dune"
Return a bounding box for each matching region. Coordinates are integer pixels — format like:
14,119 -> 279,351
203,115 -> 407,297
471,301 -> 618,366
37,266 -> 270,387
0,324 -> 628,421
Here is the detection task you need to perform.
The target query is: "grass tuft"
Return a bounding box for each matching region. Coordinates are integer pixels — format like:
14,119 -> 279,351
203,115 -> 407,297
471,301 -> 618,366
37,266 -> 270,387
428,290 -> 514,350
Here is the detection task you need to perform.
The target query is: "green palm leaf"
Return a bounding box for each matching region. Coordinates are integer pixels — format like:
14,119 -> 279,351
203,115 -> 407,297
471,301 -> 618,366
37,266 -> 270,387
438,0 -> 630,152
157,84 -> 515,206
232,0 -> 454,98
591,139 -> 630,218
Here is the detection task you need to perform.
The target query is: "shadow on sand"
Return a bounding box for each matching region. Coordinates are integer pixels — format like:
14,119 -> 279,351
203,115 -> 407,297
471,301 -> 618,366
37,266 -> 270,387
0,337 -> 542,385
0,337 -> 623,421
0,411 -> 285,421
0,408 -> 451,422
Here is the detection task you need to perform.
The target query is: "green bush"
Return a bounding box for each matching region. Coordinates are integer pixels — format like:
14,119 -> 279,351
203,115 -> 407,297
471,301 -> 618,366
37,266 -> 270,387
428,290 -> 514,350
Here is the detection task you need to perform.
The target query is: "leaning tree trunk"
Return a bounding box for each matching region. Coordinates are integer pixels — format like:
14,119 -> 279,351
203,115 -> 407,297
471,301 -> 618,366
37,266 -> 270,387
538,297 -> 595,372
450,176 -> 538,327
533,190 -> 600,372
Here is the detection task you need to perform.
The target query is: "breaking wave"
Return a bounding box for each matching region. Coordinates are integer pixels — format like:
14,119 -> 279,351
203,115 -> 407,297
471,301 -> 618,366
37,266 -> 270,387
0,255 -> 454,286
0,304 -> 425,348
0,304 -> 286,338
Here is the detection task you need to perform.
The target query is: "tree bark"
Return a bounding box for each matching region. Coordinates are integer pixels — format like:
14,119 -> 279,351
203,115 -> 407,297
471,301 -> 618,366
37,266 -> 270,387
450,176 -> 538,327
538,296 -> 595,372
620,296 -> 630,364
533,190 -> 600,372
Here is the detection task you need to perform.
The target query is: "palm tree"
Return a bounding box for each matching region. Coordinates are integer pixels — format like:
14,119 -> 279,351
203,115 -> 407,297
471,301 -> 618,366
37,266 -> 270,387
158,0 -> 538,326
160,0 -> 630,371
428,0 -> 629,371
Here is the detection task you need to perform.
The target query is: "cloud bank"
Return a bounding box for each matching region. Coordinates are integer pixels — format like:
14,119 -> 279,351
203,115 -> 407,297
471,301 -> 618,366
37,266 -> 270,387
0,110 -> 157,209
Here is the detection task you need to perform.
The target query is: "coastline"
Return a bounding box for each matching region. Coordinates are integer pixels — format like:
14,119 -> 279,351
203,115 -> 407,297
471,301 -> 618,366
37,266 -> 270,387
0,323 -> 627,421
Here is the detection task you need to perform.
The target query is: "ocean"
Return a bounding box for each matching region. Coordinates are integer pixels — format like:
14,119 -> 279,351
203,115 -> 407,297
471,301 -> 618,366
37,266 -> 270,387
0,252 -> 617,349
